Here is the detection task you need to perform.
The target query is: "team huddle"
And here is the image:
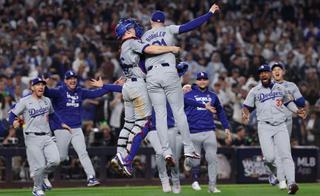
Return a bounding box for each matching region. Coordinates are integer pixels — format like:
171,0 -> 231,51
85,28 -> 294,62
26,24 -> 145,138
8,3 -> 306,196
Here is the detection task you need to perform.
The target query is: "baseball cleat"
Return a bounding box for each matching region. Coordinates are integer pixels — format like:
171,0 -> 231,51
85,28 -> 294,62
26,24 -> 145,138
208,185 -> 221,193
172,182 -> 181,194
42,177 -> 52,191
116,153 -> 125,166
192,181 -> 202,191
111,155 -> 123,174
183,157 -> 192,172
268,174 -> 279,186
32,189 -> 45,196
279,180 -> 287,190
288,183 -> 299,194
87,177 -> 100,187
162,181 -> 172,193
122,163 -> 133,176
165,155 -> 176,167
184,152 -> 200,159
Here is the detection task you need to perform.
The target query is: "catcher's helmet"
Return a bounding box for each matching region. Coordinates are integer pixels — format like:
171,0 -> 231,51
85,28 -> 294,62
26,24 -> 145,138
115,18 -> 144,39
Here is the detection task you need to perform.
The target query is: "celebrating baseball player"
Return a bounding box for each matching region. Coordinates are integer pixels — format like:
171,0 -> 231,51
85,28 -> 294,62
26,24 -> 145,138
241,64 -> 306,195
141,3 -> 221,164
44,70 -> 121,187
109,18 -> 181,176
146,94 -> 216,193
269,62 -> 306,189
8,77 -> 71,196
183,72 -> 232,193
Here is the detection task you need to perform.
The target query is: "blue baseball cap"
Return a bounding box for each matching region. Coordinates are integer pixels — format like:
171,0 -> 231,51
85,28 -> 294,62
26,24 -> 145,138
31,77 -> 46,86
271,62 -> 284,70
257,64 -> 271,73
151,10 -> 165,23
196,72 -> 209,80
64,70 -> 77,79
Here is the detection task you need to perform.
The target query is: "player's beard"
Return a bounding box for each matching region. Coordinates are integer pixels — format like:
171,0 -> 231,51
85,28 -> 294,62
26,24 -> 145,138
261,78 -> 272,87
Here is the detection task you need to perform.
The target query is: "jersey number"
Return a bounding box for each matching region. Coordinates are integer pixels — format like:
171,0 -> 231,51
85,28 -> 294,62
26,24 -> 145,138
152,38 -> 167,46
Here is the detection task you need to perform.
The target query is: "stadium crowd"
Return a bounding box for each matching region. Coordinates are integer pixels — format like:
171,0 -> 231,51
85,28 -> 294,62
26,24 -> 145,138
0,0 -> 320,181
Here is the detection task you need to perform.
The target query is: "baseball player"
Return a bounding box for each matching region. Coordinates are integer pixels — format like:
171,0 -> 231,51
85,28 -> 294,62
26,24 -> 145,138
242,64 -> 306,195
109,18 -> 181,176
183,72 -> 232,193
8,77 -> 71,196
44,70 -> 122,186
141,4 -> 220,164
147,95 -> 216,193
269,62 -> 306,189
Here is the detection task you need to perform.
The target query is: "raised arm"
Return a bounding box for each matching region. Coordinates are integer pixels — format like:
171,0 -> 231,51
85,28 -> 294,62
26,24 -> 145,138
44,86 -> 61,98
178,4 -> 219,34
82,84 -> 122,99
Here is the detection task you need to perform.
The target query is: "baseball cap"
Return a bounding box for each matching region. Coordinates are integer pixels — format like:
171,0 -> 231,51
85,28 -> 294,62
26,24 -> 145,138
151,10 -> 165,23
271,62 -> 284,70
196,72 -> 209,80
257,64 -> 271,73
64,70 -> 77,79
31,77 -> 46,86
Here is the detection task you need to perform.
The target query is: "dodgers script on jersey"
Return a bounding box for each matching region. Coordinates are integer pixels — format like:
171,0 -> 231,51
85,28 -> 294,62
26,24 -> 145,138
12,95 -> 53,134
142,25 -> 179,69
244,83 -> 292,125
120,39 -> 148,79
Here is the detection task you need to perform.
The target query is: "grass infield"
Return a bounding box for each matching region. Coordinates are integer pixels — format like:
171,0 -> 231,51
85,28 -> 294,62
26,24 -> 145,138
0,183 -> 319,196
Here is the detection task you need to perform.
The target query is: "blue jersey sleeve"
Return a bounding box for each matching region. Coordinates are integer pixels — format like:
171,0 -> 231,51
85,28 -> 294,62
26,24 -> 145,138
213,95 -> 230,129
82,84 -> 122,99
49,112 -> 64,129
179,12 -> 214,34
44,87 -> 61,98
294,97 -> 305,107
8,112 -> 17,126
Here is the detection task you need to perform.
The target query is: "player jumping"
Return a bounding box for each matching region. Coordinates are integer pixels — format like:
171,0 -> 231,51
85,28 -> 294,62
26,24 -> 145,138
141,3 -> 220,165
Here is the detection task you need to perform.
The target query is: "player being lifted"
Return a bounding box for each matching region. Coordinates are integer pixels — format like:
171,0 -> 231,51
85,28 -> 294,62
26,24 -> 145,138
242,64 -> 306,195
110,18 -> 180,175
141,3 -> 220,164
269,62 -> 306,189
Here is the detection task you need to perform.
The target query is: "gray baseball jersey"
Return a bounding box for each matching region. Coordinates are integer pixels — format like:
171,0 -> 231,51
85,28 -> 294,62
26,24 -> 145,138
140,25 -> 196,158
117,38 -> 152,159
142,25 -> 179,70
273,80 -> 303,182
12,95 -> 53,134
243,82 -> 292,125
120,38 -> 149,79
244,82 -> 296,185
12,95 -> 60,192
276,80 -> 303,118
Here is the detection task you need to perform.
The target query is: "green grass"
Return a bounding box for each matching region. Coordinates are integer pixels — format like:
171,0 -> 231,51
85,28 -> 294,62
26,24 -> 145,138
0,184 -> 319,196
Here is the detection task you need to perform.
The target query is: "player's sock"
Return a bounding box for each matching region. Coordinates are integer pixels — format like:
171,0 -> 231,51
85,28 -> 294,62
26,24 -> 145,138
192,165 -> 200,182
125,121 -> 150,162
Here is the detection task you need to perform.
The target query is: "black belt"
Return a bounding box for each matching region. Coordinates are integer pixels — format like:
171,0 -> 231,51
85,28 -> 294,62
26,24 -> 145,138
147,63 -> 170,71
130,78 -> 146,82
264,121 -> 282,126
25,132 -> 48,136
